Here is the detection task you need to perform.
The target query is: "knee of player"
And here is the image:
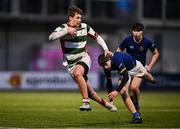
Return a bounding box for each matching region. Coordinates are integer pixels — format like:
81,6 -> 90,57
120,87 -> 127,95
130,85 -> 139,91
73,71 -> 83,78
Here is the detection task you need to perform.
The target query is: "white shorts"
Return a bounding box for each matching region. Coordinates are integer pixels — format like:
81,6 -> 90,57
128,60 -> 148,77
63,52 -> 91,77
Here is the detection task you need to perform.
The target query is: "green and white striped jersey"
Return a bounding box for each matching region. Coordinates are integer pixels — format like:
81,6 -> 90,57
55,23 -> 94,62
50,22 -> 108,65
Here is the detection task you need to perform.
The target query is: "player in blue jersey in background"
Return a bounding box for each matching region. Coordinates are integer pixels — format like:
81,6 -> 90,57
117,23 -> 159,113
98,52 -> 156,123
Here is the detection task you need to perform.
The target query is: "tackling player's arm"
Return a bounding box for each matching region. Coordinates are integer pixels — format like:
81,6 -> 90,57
104,68 -> 113,93
115,67 -> 129,92
108,66 -> 129,100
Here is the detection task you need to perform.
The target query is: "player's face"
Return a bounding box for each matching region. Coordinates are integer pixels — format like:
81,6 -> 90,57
104,60 -> 111,70
69,12 -> 82,28
132,30 -> 143,41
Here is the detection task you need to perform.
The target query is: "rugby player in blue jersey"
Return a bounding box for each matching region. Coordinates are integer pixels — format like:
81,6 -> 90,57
117,23 -> 159,113
98,52 -> 156,123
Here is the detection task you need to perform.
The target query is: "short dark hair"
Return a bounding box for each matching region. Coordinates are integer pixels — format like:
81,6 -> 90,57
68,5 -> 83,18
132,23 -> 144,31
98,53 -> 111,66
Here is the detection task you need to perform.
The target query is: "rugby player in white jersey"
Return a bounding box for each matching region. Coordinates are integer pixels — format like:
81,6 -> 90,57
49,6 -> 117,112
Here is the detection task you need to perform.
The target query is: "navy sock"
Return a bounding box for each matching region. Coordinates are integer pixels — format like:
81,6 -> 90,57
133,112 -> 140,118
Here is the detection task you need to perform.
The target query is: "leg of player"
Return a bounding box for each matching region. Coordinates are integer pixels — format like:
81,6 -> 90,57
132,60 -> 156,84
130,77 -> 142,114
142,72 -> 156,84
120,80 -> 142,124
87,80 -> 117,112
73,64 -> 91,111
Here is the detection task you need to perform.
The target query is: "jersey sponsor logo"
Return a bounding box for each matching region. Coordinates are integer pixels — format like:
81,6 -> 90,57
130,45 -> 134,49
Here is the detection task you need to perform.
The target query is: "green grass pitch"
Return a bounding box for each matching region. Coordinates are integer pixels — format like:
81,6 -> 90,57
0,91 -> 180,128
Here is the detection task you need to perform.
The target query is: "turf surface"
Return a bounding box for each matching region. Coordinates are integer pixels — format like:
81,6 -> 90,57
0,91 -> 180,128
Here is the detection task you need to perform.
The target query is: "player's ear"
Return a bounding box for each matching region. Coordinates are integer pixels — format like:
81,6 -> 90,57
69,16 -> 73,21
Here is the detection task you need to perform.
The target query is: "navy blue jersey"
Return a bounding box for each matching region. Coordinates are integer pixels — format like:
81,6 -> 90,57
104,52 -> 136,92
111,52 -> 136,74
119,35 -> 156,66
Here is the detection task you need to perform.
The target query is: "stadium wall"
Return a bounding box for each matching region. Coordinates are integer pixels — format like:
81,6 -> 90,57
0,23 -> 180,73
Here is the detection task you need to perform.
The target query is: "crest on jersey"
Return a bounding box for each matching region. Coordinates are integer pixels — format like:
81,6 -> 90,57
139,46 -> 144,51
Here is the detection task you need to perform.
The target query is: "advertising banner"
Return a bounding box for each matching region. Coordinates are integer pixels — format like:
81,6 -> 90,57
100,72 -> 180,89
0,72 -> 99,90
